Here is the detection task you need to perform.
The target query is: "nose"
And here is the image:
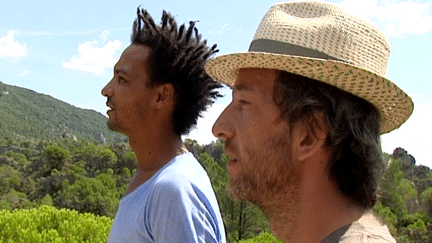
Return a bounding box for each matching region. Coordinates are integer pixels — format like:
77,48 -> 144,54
101,79 -> 113,97
212,104 -> 235,140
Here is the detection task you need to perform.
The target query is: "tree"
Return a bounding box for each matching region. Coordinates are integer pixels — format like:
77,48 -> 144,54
380,158 -> 409,219
3,189 -> 32,209
40,193 -> 54,206
373,202 -> 398,234
0,165 -> 22,194
42,144 -> 70,171
420,187 -> 432,218
406,219 -> 428,242
99,147 -> 117,163
60,173 -> 119,217
5,150 -> 29,166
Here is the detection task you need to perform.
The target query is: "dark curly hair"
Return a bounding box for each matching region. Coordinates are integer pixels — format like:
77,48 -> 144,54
274,71 -> 384,209
131,8 -> 222,135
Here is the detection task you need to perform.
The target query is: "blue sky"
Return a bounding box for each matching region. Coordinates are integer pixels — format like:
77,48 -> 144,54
1,0 -> 431,167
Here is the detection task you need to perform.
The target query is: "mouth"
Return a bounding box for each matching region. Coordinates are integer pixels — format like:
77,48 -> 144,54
227,156 -> 238,164
224,145 -> 238,165
224,143 -> 240,174
224,151 -> 239,166
226,154 -> 241,178
106,102 -> 114,113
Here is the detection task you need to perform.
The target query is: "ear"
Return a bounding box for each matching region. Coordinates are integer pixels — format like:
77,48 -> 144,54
292,112 -> 328,162
154,83 -> 175,109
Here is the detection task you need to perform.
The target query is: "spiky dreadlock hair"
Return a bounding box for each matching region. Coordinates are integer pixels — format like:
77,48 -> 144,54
130,8 -> 221,136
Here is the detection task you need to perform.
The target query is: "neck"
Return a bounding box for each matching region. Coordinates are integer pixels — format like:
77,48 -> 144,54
121,122 -> 185,197
263,165 -> 365,243
128,125 -> 185,174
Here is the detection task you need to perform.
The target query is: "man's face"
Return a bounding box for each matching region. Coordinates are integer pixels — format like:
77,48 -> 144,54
101,44 -> 155,135
212,68 -> 301,206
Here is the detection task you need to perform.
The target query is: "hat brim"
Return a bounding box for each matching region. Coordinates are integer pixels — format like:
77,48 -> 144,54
205,52 -> 414,134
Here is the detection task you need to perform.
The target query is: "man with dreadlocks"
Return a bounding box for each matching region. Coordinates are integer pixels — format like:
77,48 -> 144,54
102,8 -> 225,243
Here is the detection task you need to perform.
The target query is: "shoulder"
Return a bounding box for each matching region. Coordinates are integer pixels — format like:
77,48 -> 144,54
149,153 -> 211,199
156,153 -> 209,187
339,212 -> 396,243
144,153 -> 225,243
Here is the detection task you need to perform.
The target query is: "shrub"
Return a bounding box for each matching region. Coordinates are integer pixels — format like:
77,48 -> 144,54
238,232 -> 280,243
0,205 -> 113,242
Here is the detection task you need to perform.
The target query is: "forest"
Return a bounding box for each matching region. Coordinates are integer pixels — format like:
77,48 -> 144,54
0,135 -> 431,242
1,81 -> 432,242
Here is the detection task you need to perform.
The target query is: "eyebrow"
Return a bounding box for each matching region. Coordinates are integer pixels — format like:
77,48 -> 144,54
233,83 -> 254,92
114,67 -> 128,76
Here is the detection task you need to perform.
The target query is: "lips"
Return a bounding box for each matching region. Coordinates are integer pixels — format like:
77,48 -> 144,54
228,156 -> 237,164
224,141 -> 239,164
106,101 -> 115,114
226,156 -> 241,178
224,145 -> 241,176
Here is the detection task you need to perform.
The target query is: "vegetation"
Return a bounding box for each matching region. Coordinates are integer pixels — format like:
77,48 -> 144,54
372,148 -> 432,242
237,232 -> 280,243
0,81 -> 126,143
0,205 -> 113,242
2,135 -> 431,242
1,82 -> 431,242
0,137 -> 271,242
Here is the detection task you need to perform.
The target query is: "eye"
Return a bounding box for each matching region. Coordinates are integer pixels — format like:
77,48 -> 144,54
239,100 -> 249,105
118,76 -> 126,84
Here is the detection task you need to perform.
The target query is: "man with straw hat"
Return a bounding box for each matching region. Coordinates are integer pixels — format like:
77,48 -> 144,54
206,1 -> 413,242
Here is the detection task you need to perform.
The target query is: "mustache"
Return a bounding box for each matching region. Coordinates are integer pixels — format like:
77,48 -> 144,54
224,140 -> 238,157
106,98 -> 115,108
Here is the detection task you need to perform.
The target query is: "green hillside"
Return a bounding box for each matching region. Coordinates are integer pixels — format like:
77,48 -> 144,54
0,81 -> 125,143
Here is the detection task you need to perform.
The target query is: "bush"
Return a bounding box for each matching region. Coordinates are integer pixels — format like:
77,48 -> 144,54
0,205 -> 113,242
0,165 -> 22,193
5,151 -> 29,166
42,145 -> 70,171
373,202 -> 398,233
43,145 -> 70,162
237,232 -> 280,243
60,174 -> 119,217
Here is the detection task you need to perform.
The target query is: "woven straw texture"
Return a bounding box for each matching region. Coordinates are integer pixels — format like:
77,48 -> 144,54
205,1 -> 413,134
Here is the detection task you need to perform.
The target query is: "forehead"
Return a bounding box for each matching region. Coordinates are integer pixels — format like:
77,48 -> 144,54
234,68 -> 280,94
115,44 -> 150,72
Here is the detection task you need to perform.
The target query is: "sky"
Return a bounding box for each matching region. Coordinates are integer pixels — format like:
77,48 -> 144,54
1,0 -> 431,167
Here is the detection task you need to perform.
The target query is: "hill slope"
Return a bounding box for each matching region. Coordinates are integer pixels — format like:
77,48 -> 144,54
0,81 -> 125,143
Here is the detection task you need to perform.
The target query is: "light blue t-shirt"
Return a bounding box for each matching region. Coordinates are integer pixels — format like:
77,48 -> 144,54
108,152 -> 226,243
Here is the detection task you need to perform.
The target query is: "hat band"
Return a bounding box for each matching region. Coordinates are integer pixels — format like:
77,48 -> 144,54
249,39 -> 342,62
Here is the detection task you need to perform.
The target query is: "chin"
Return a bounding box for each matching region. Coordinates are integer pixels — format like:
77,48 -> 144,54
108,122 -> 131,137
228,178 -> 252,201
107,120 -> 121,132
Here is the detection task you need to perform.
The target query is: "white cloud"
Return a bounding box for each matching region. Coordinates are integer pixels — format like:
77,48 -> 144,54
18,27 -> 128,37
381,103 -> 432,168
340,0 -> 432,37
208,23 -> 233,36
100,30 -> 111,42
19,70 -> 29,76
0,31 -> 27,58
62,31 -> 122,74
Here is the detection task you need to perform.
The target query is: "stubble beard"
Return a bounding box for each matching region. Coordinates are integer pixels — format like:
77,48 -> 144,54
227,131 -> 302,231
107,116 -> 122,133
106,101 -> 146,136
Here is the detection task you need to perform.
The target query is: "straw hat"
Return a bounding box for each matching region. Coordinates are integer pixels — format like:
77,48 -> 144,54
205,0 -> 413,134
